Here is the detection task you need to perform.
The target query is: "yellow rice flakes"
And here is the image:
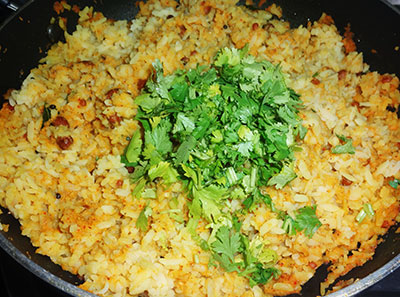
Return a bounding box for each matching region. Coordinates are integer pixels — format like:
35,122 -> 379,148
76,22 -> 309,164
0,0 -> 399,296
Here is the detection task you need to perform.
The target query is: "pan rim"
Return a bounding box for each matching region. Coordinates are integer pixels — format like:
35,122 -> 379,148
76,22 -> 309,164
0,231 -> 97,297
0,0 -> 34,30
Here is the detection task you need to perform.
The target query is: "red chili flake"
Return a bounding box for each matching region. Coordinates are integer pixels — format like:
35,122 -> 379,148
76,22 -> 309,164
190,50 -> 198,56
105,88 -> 119,100
371,49 -> 377,54
23,133 -> 28,141
381,220 -> 390,228
52,116 -> 70,127
116,180 -> 123,188
137,79 -> 147,91
351,101 -> 360,108
308,262 -> 317,269
181,56 -> 189,65
341,176 -> 353,186
56,136 -> 73,150
78,99 -> 87,107
321,143 -> 332,152
203,4 -> 211,15
338,70 -> 347,80
126,166 -> 134,173
109,114 -> 122,125
396,142 -> 400,150
311,78 -> 320,85
381,75 -> 393,83
6,103 -> 14,111
252,23 -> 259,30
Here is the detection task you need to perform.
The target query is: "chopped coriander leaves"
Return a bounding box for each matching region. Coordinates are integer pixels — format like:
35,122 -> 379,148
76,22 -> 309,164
331,134 -> 355,154
125,129 -> 142,164
281,206 -> 322,238
312,72 -> 320,78
209,226 -> 280,286
389,179 -> 400,189
356,209 -> 367,223
41,104 -> 52,128
210,226 -> 242,272
136,205 -> 152,231
293,206 -> 322,238
363,203 -> 375,218
122,46 -> 318,286
356,203 -> 375,223
267,163 -> 297,190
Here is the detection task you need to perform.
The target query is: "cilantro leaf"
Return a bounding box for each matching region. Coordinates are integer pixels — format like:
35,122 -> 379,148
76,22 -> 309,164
148,161 -> 178,184
173,113 -> 195,133
123,46 -> 309,286
144,120 -> 172,160
210,226 -> 242,272
192,185 -> 227,222
267,163 -> 297,189
136,205 -> 152,231
125,129 -> 142,164
41,104 -> 52,128
389,178 -> 400,189
132,178 -> 146,198
170,82 -> 189,102
174,136 -> 196,165
247,265 -> 281,287
332,135 -> 355,154
135,93 -> 161,112
294,206 -> 321,238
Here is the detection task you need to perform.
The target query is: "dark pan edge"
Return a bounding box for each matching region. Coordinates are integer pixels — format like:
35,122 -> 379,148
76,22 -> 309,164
381,0 -> 400,14
328,254 -> 400,297
0,232 -> 98,297
0,0 -> 34,29
0,234 -> 97,297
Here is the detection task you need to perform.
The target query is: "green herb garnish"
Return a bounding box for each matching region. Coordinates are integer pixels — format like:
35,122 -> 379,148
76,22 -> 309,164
123,46 -> 320,285
136,205 -> 152,231
331,134 -> 355,154
389,179 -> 400,189
41,104 -> 52,128
281,206 -> 321,238
209,226 -> 280,286
356,203 -> 375,223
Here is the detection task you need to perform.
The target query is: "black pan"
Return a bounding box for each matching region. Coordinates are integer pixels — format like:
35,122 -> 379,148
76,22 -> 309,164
0,1 -> 399,296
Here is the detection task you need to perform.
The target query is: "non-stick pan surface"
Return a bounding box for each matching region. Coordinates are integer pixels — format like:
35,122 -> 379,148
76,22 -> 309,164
0,1 -> 399,296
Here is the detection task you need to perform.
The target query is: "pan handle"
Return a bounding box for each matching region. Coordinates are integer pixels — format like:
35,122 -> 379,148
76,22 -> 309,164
0,0 -> 20,11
